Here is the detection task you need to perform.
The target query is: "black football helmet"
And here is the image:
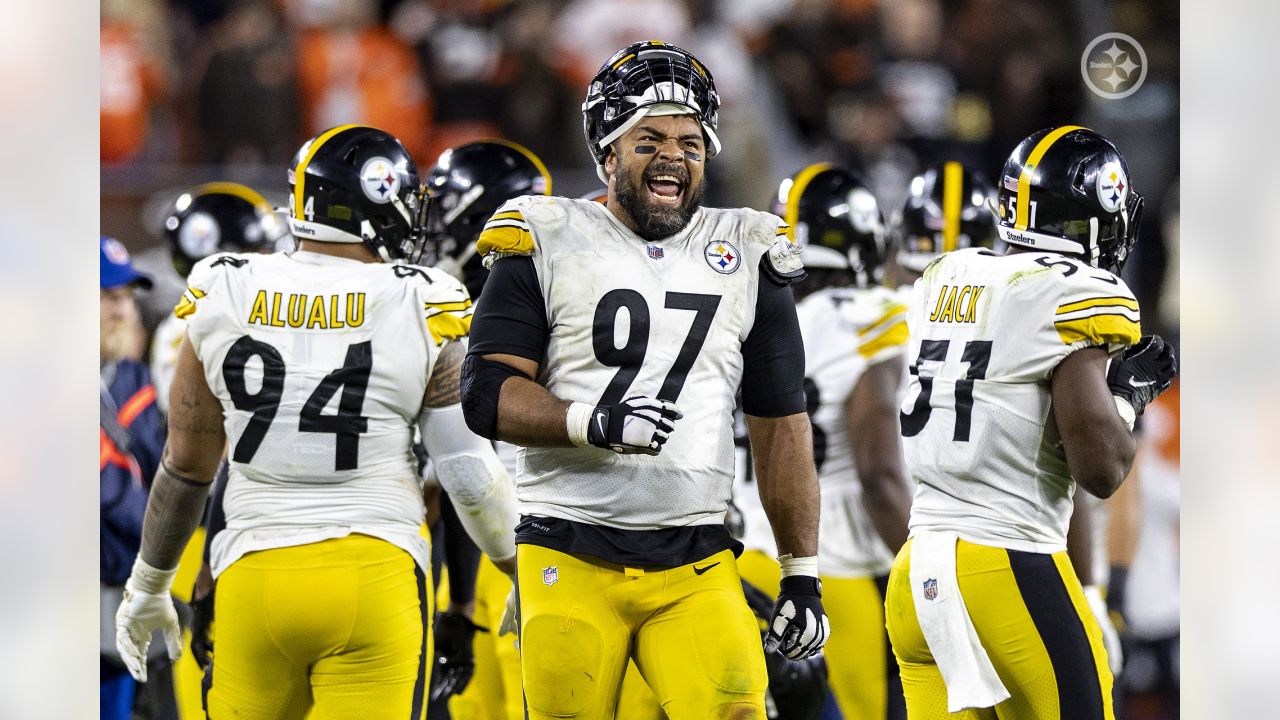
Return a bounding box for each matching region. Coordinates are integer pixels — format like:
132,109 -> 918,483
287,124 -> 427,263
582,40 -> 721,182
164,182 -> 288,277
993,126 -> 1143,274
773,163 -> 886,288
892,162 -> 997,274
423,139 -> 551,296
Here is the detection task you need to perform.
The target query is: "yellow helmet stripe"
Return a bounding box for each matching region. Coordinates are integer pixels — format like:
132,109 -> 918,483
483,138 -> 553,195
293,124 -> 364,221
783,162 -> 833,242
195,182 -> 272,212
1015,125 -> 1085,230
942,161 -> 963,252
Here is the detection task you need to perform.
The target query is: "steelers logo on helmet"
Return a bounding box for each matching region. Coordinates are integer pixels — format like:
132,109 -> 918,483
359,156 -> 402,204
704,240 -> 741,274
1096,161 -> 1128,213
177,211 -> 222,259
847,187 -> 882,236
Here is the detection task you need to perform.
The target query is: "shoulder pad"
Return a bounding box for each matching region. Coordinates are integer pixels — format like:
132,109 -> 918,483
477,197 -> 538,265
1051,264 -> 1140,348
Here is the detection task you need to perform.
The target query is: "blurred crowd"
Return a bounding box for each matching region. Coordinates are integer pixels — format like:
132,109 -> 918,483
100,0 -> 1178,339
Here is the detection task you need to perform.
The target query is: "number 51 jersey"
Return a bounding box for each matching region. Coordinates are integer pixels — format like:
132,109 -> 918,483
900,248 -> 1141,553
178,250 -> 473,576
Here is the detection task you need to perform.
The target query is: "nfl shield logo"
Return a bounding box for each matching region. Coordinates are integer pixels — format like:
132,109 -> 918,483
542,566 -> 559,586
647,244 -> 664,260
923,578 -> 938,601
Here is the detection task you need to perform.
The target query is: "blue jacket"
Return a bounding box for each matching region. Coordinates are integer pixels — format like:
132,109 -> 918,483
100,360 -> 165,585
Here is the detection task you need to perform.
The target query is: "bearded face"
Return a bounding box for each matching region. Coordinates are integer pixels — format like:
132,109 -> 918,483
605,114 -> 708,241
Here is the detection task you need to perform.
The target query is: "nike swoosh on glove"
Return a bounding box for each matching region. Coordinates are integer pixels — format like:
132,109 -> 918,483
764,576 -> 831,661
1107,334 -> 1177,414
115,585 -> 183,683
586,396 -> 682,455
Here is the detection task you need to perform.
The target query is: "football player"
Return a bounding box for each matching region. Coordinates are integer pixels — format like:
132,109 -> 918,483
151,182 -> 288,415
419,139 -> 552,718
882,126 -> 1177,719
459,41 -> 829,719
885,161 -> 997,289
115,125 -> 519,720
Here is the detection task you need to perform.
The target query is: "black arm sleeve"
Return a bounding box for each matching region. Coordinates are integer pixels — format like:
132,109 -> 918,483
440,490 -> 481,606
740,268 -> 807,417
468,256 -> 549,362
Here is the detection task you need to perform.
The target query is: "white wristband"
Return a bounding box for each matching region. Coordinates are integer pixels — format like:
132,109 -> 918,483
778,554 -> 819,578
126,556 -> 179,595
566,402 -> 595,448
1113,396 -> 1136,430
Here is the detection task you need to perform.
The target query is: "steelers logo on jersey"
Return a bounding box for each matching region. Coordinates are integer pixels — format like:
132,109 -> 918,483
1095,161 -> 1128,213
704,240 -> 741,274
359,156 -> 402,204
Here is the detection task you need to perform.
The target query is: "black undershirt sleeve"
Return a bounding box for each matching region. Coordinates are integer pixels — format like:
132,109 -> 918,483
467,256 -> 549,363
740,267 -> 807,417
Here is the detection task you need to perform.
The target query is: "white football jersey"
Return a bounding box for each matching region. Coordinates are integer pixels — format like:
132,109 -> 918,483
801,285 -> 909,577
178,250 -> 473,576
901,248 -> 1141,553
478,196 -> 791,530
149,312 -> 187,415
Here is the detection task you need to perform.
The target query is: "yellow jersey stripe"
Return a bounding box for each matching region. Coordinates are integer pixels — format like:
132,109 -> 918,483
483,139 -> 552,195
294,124 -> 364,223
858,303 -> 909,337
858,320 -> 909,359
1016,125 -> 1085,230
784,162 -> 833,242
942,161 -> 963,252
476,225 -> 535,257
775,224 -> 791,236
195,182 -> 272,212
486,211 -> 527,224
1055,295 -> 1138,315
423,299 -> 473,314
1054,313 -> 1140,346
427,312 -> 473,345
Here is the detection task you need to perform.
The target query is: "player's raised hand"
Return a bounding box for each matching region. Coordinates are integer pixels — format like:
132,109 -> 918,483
585,396 -> 682,455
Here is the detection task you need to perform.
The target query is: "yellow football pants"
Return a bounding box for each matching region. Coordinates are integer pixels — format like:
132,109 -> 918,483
205,534 -> 433,720
885,538 -> 1115,720
517,545 -> 767,720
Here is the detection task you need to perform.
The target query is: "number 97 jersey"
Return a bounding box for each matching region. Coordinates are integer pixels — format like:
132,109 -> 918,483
900,248 -> 1141,553
178,250 -> 473,576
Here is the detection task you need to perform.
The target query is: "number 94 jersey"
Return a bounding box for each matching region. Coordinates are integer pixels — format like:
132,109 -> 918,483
900,248 -> 1141,553
178,250 -> 473,576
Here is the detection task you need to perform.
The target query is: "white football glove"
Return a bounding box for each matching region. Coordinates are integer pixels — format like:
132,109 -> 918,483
580,396 -> 682,455
1084,585 -> 1124,675
114,558 -> 182,683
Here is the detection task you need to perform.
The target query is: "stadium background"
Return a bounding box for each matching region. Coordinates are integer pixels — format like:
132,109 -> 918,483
97,0 -> 1181,718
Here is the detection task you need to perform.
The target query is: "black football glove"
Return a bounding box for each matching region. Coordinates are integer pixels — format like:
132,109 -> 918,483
586,396 -> 682,455
429,611 -> 486,702
764,576 -> 831,661
1107,334 -> 1177,415
189,586 -> 215,670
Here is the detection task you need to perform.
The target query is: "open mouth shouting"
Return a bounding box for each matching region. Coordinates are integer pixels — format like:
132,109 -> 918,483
645,168 -> 688,207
